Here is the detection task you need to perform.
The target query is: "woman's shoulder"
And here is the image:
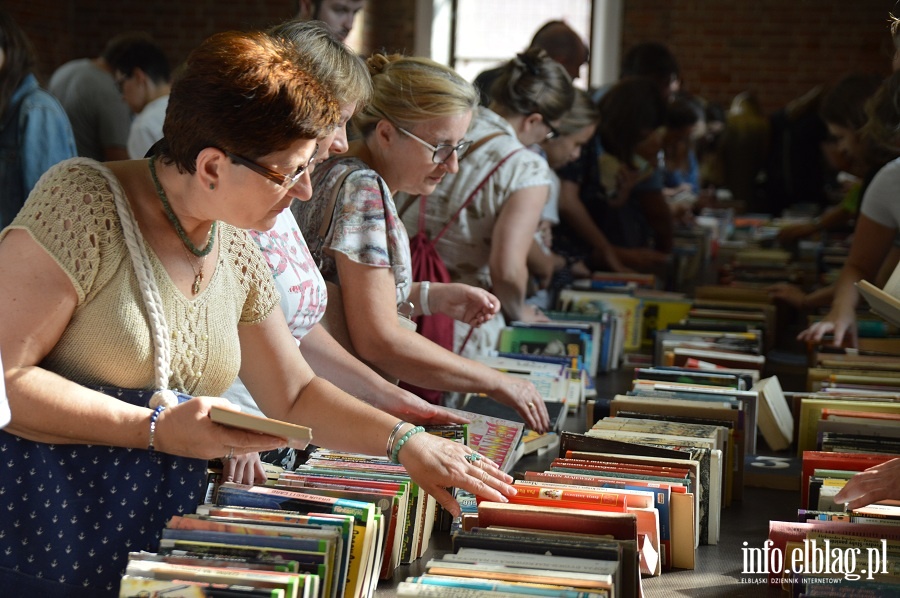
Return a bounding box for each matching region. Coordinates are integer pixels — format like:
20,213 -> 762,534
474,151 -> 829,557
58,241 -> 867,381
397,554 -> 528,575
26,158 -> 119,214
313,156 -> 379,187
18,84 -> 66,114
872,157 -> 900,181
865,157 -> 900,201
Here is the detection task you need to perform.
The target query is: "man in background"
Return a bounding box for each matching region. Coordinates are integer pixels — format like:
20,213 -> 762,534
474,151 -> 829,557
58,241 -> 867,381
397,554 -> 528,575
48,34 -> 134,161
474,20 -> 589,106
297,0 -> 365,42
108,34 -> 172,159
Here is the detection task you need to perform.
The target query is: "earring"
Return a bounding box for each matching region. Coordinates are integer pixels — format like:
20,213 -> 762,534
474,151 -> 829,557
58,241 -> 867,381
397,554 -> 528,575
209,183 -> 215,190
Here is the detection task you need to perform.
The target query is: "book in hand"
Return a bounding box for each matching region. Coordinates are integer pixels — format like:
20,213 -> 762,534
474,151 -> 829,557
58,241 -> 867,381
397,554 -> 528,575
856,279 -> 900,327
210,406 -> 312,450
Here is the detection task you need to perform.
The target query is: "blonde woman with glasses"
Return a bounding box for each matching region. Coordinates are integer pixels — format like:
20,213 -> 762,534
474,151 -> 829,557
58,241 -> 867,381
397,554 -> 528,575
293,53 -> 549,432
401,48 -> 576,357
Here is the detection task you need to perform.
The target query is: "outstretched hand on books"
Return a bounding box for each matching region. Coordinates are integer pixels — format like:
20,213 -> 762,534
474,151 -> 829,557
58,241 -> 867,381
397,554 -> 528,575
398,432 -> 516,517
424,282 -> 500,327
367,385 -> 471,426
490,377 -> 550,433
796,306 -> 858,348
833,457 -> 900,510
767,282 -> 807,310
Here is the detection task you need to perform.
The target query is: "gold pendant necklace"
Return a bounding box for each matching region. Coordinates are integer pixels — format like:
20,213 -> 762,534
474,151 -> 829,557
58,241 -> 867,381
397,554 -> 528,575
182,243 -> 207,295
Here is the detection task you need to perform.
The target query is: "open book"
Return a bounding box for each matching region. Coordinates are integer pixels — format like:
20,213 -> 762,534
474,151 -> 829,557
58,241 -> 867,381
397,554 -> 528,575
209,405 -> 312,450
856,279 -> 900,327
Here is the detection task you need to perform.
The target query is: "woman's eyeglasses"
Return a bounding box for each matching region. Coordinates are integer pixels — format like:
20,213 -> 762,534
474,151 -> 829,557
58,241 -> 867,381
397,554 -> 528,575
540,114 -> 560,140
226,145 -> 319,189
396,126 -> 473,164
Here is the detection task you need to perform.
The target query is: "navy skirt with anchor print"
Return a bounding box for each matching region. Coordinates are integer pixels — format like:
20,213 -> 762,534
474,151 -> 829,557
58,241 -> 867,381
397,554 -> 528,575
0,388 -> 207,597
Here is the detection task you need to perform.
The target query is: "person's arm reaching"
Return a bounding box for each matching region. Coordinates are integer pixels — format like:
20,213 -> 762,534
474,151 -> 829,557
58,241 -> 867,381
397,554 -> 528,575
797,215 -> 896,347
489,185 -> 550,322
409,281 -> 500,328
238,311 -> 517,516
558,179 -> 629,272
300,323 -> 467,425
333,254 -> 550,433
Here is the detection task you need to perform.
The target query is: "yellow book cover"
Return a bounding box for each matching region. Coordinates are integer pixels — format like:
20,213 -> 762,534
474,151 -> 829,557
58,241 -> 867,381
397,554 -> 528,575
557,289 -> 644,352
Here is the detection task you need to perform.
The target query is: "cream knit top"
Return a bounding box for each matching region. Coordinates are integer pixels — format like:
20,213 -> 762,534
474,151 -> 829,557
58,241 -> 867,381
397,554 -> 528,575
1,159 -> 279,395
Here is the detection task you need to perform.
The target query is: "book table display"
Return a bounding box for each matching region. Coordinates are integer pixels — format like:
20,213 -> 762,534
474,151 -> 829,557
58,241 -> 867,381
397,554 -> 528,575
376,368 -> 800,597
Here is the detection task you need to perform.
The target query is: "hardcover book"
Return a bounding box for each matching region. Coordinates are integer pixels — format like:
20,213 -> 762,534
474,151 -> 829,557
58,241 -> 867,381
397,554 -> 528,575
210,406 -> 313,450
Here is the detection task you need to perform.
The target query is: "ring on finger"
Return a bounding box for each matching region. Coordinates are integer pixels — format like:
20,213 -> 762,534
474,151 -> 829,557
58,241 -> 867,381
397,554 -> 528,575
465,452 -> 482,463
224,446 -> 235,461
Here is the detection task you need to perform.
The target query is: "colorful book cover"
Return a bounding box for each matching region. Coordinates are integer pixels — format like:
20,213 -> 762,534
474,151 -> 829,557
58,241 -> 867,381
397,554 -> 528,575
444,405 -> 525,473
557,289 -> 644,352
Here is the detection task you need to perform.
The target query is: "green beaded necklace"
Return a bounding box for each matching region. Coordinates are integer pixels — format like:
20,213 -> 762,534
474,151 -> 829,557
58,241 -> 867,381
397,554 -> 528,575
149,157 -> 217,257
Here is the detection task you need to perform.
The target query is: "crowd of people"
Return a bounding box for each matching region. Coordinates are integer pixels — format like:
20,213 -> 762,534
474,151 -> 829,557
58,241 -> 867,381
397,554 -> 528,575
2,1 -> 900,595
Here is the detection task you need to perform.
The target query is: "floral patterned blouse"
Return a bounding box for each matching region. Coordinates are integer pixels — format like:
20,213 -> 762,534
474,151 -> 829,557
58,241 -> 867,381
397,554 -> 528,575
293,156 -> 412,306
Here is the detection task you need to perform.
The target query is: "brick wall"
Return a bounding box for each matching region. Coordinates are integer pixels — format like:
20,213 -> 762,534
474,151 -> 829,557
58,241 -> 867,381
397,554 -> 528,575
9,1 -> 295,84
9,0 -> 894,115
622,0 -> 894,113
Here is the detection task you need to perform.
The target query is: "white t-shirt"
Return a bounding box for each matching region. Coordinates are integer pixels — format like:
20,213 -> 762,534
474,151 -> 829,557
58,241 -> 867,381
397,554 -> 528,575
223,208 -> 327,415
127,95 -> 168,159
860,157 -> 900,229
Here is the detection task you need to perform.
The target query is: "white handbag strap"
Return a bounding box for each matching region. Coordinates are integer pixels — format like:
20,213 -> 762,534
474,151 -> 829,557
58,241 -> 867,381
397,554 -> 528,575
95,158 -> 172,391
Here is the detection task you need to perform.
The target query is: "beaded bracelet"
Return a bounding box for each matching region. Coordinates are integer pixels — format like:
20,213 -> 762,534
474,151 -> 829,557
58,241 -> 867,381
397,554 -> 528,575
385,420 -> 407,460
148,405 -> 166,453
390,425 -> 425,464
420,281 -> 432,316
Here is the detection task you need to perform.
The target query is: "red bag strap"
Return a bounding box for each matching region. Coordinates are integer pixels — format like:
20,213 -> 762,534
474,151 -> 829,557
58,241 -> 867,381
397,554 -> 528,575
426,144 -> 523,244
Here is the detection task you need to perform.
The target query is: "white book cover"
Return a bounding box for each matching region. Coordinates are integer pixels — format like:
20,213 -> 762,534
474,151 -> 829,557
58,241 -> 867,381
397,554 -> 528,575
857,279 -> 900,327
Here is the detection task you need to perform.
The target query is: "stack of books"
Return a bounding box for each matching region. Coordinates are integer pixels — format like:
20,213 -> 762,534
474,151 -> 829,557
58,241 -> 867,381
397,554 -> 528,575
415,428 -> 698,598
762,325 -> 900,594
118,408 -> 475,598
397,548 -> 619,597
762,448 -> 900,594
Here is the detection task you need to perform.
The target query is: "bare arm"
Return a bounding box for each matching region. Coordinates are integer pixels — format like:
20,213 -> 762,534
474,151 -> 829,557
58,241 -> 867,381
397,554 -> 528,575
557,180 -> 628,272
408,281 -> 500,327
798,215 -> 896,346
767,282 -> 835,311
236,310 -> 516,515
300,323 -> 467,425
489,185 -> 549,322
334,254 -> 549,432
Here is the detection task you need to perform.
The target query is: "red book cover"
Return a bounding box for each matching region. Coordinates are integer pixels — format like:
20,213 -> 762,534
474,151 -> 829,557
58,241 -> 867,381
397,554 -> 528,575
478,484 -> 629,512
